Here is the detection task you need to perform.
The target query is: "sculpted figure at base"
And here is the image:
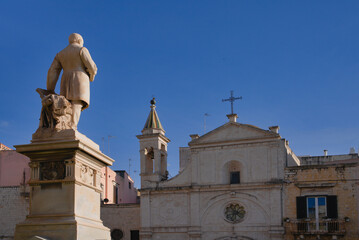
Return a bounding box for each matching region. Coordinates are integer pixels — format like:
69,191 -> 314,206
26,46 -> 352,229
46,33 -> 97,130
36,88 -> 73,131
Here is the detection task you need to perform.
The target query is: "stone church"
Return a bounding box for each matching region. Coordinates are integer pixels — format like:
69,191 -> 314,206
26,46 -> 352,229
136,98 -> 300,240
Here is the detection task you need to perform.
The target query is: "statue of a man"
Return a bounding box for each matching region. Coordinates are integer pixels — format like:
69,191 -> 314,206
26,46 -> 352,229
46,33 -> 97,130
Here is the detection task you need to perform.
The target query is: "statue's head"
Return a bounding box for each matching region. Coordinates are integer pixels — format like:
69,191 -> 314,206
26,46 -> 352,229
68,33 -> 84,47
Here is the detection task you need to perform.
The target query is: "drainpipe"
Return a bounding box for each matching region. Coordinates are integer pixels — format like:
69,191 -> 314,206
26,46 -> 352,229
105,167 -> 108,199
281,183 -> 284,227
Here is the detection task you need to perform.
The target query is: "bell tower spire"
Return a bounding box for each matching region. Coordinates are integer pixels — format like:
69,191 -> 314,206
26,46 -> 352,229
137,98 -> 170,188
142,98 -> 164,135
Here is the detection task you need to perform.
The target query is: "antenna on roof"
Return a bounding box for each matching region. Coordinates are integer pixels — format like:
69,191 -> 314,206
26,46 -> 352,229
129,158 -> 132,175
108,135 -> 116,155
204,113 -> 210,134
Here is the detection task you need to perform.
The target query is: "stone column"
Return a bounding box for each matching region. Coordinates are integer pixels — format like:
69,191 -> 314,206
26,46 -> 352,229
14,131 -> 114,240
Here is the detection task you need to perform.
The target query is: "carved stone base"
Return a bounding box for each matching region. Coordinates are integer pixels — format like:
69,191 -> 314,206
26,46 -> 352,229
32,128 -> 99,150
14,131 -> 114,240
14,215 -> 110,240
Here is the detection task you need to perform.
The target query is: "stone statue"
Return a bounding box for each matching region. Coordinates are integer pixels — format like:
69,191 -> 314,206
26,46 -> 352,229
46,33 -> 97,130
36,88 -> 73,131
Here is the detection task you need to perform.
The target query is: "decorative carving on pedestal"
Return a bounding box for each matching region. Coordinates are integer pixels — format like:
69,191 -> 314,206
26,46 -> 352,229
64,159 -> 75,179
80,164 -> 96,186
36,88 -> 73,130
40,161 -> 65,180
29,162 -> 40,181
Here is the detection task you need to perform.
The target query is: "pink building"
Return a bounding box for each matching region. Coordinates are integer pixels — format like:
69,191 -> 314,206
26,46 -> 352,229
0,144 -> 30,187
115,170 -> 138,204
101,167 -> 138,204
101,166 -> 117,203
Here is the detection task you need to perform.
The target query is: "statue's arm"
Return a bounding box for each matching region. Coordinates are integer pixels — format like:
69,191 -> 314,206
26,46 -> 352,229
47,54 -> 62,91
80,47 -> 97,82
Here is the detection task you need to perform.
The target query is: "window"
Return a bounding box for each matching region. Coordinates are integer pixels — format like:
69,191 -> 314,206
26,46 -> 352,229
296,196 -> 337,219
307,197 -> 326,231
145,148 -> 154,173
296,195 -> 338,232
130,230 -> 139,240
224,203 -> 245,223
129,182 -> 132,189
230,171 -> 240,184
113,185 -> 118,204
111,229 -> 123,240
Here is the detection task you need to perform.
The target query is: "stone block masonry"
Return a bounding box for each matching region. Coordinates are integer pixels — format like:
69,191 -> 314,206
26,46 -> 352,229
0,187 -> 29,240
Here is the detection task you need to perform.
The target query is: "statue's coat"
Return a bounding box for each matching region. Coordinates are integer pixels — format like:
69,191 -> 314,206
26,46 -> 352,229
47,44 -> 97,109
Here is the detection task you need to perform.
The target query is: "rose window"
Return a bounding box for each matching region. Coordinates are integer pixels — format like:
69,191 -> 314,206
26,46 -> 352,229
224,203 -> 245,223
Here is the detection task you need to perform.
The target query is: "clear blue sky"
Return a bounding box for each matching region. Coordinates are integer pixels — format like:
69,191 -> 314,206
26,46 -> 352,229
1,1 -> 358,188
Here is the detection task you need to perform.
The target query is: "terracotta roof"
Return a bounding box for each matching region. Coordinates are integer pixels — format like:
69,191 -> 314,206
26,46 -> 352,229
0,143 -> 11,151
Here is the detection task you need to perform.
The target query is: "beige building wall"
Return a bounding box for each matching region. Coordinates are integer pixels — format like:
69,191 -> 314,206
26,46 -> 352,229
284,162 -> 359,240
101,203 -> 140,240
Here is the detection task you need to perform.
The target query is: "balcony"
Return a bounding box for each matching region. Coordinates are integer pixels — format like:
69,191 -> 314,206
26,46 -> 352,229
287,219 -> 346,237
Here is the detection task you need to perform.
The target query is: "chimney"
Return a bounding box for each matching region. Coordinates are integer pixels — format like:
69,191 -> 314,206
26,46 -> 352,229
350,147 -> 356,155
227,114 -> 238,123
269,126 -> 279,134
190,134 -> 200,140
324,150 -> 328,156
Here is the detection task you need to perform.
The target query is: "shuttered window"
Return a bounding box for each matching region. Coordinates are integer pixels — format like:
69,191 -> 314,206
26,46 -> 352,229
296,196 -> 307,219
327,195 -> 338,219
296,195 -> 338,219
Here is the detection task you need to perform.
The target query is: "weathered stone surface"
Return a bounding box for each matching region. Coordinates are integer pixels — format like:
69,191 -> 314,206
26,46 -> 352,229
0,187 -> 29,240
13,133 -> 114,240
101,203 -> 140,240
34,88 -> 73,138
138,115 -> 288,240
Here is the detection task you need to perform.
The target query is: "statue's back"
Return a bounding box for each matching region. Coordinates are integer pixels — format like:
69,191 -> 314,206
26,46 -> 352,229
57,44 -> 86,73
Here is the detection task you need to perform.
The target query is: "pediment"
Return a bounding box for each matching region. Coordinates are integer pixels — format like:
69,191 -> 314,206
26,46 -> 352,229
189,122 -> 279,146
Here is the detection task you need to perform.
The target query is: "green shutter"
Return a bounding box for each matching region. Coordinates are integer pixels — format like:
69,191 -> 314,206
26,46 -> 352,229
327,195 -> 338,219
296,196 -> 307,219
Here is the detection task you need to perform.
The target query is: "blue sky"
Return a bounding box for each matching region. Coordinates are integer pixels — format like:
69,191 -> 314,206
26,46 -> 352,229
1,1 -> 358,188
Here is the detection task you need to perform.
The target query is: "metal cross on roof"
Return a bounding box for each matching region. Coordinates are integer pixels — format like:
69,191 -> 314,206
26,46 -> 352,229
222,90 -> 242,115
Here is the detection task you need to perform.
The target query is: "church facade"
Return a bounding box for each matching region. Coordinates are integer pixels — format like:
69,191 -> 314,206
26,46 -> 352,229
137,99 -> 300,240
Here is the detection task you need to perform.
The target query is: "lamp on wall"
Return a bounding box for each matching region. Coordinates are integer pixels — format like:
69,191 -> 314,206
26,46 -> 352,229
344,216 -> 350,222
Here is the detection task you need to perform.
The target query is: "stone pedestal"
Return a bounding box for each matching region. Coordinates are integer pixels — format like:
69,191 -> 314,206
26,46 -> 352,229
14,130 -> 114,240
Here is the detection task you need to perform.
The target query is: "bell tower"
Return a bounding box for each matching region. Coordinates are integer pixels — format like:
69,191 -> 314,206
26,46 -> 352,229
137,98 -> 170,188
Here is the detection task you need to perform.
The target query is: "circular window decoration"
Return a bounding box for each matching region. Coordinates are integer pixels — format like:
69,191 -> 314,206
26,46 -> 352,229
111,229 -> 124,240
224,203 -> 245,223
